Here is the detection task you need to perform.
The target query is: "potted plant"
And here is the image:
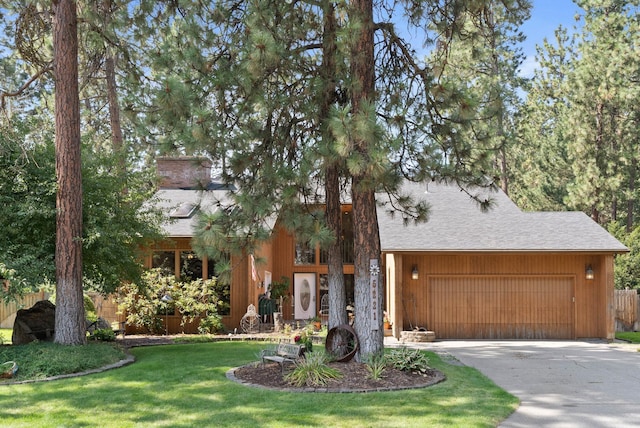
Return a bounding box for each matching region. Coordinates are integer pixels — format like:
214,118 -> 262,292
383,311 -> 392,330
308,315 -> 321,331
268,276 -> 290,312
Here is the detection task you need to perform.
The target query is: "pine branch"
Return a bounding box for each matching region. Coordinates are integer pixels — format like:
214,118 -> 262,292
0,65 -> 52,111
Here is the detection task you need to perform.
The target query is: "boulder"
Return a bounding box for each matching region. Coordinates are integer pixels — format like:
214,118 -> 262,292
12,300 -> 56,345
86,317 -> 111,333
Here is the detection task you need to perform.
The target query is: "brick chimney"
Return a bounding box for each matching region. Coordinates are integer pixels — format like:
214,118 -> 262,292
156,156 -> 212,189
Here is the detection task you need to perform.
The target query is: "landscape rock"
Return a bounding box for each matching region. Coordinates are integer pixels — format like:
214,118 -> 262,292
12,300 -> 56,345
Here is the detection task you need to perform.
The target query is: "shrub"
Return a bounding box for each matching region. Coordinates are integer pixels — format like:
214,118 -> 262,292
386,347 -> 431,375
284,350 -> 342,387
198,314 -> 224,334
364,352 -> 387,380
118,269 -> 227,334
89,328 -> 116,342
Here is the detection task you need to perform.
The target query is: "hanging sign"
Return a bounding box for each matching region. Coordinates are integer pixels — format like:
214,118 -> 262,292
369,259 -> 380,331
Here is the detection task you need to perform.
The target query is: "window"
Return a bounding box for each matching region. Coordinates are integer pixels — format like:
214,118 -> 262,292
151,249 -> 231,317
294,241 -> 316,265
152,251 -> 175,275
317,274 -> 354,315
207,255 -> 230,316
180,251 -> 202,281
320,211 -> 354,264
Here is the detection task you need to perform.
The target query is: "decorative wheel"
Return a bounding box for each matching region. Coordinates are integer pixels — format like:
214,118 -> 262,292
325,324 -> 358,362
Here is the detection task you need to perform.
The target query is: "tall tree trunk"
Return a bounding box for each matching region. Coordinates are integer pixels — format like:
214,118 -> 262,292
592,102 -> 604,223
320,1 -> 347,329
325,166 -> 347,328
628,157 -> 636,232
53,0 -> 86,345
102,0 -> 127,189
349,0 -> 383,359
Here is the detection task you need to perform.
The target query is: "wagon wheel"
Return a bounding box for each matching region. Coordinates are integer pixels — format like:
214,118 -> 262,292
240,313 -> 260,333
325,324 -> 358,362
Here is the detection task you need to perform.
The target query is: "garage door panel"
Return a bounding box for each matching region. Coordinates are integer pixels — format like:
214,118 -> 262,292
429,276 -> 574,339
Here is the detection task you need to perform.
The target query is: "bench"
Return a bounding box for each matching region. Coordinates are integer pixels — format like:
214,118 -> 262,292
111,321 -> 126,338
261,343 -> 304,373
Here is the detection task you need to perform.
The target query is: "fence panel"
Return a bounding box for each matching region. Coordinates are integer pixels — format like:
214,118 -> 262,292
615,290 -> 639,332
0,291 -> 49,328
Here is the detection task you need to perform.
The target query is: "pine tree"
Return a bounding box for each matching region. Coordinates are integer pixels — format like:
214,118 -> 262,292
53,0 -> 85,345
141,0 -> 531,359
513,1 -> 640,229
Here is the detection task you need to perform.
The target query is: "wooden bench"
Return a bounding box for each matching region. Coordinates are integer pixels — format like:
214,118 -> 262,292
261,343 -> 304,373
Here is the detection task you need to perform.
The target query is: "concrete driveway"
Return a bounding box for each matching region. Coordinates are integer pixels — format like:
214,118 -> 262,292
385,338 -> 640,427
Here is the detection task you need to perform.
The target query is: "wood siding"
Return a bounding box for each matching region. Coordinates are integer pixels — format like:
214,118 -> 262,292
391,253 -> 615,339
270,219 -> 355,321
143,226 -> 617,339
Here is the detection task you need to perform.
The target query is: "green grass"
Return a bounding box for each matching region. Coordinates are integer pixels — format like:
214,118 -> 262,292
0,341 -> 125,380
0,341 -> 518,427
615,331 -> 640,343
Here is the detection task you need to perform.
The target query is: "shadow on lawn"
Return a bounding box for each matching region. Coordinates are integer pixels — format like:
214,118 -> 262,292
0,341 -> 517,427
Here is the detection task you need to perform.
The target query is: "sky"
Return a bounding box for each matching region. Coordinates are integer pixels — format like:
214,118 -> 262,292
519,0 -> 583,76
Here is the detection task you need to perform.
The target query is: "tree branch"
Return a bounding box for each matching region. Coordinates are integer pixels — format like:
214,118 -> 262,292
0,65 -> 52,111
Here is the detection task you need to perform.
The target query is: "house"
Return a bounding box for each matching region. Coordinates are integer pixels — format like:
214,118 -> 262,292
144,157 -> 628,339
380,181 -> 628,340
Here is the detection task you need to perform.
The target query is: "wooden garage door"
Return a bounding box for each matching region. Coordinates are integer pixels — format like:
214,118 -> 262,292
429,276 -> 574,339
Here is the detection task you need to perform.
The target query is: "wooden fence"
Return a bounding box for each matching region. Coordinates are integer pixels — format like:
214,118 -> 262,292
615,289 -> 640,332
0,290 -> 50,328
0,291 -> 121,329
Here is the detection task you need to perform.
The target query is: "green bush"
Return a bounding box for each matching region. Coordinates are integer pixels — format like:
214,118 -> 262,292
197,314 -> 224,334
89,328 -> 116,342
386,347 -> 431,375
119,269 -> 228,334
610,223 -> 640,290
284,350 -> 342,387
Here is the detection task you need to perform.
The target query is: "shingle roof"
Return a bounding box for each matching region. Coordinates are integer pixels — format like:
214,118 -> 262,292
155,179 -> 627,253
154,188 -> 229,237
154,184 -> 280,237
377,180 -> 628,253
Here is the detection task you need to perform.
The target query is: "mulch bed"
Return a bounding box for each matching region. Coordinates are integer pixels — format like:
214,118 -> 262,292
231,360 -> 446,392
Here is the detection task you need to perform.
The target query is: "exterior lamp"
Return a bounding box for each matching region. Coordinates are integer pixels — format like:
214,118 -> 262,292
585,265 -> 594,280
411,265 -> 419,280
161,294 -> 173,335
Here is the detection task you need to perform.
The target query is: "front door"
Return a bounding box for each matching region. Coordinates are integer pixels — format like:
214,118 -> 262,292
294,273 -> 316,320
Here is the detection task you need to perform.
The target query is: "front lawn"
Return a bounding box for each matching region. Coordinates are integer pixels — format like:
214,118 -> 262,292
0,341 -> 517,427
615,331 -> 640,343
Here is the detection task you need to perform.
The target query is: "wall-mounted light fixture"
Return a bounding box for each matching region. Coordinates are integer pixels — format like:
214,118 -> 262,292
411,265 -> 419,280
585,265 -> 594,280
